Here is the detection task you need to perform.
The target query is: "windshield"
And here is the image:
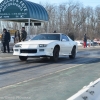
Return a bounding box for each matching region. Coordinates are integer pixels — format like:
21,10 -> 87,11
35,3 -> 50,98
31,34 -> 60,40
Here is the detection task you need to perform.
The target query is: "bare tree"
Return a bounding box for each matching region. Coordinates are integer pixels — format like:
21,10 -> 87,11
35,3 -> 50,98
0,1 -> 100,40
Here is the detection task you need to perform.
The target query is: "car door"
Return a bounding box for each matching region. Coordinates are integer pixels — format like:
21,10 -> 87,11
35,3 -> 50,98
61,34 -> 71,55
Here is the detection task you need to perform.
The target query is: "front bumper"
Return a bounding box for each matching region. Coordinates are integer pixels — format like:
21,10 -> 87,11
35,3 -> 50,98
13,47 -> 53,57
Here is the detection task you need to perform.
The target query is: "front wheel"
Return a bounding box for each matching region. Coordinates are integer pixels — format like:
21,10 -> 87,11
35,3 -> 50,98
19,56 -> 28,61
50,47 -> 59,62
69,47 -> 76,59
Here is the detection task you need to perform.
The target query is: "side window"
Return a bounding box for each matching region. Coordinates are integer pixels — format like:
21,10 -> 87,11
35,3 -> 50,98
62,35 -> 65,40
62,34 -> 69,41
65,35 -> 69,41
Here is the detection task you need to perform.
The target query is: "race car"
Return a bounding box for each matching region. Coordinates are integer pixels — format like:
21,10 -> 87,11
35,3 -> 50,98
13,33 -> 77,62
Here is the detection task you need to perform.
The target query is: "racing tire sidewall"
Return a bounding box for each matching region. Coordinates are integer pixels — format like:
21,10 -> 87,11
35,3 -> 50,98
52,47 -> 59,62
69,47 -> 76,59
19,56 -> 28,61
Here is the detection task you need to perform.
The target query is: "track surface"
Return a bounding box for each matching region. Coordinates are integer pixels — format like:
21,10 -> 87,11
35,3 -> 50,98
0,47 -> 100,100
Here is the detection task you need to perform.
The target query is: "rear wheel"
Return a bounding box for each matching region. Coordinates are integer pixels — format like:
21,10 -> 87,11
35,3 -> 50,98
50,47 -> 59,62
19,56 -> 28,61
69,47 -> 76,59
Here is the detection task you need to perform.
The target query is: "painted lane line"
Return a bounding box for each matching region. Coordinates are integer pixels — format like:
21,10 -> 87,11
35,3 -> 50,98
0,64 -> 83,90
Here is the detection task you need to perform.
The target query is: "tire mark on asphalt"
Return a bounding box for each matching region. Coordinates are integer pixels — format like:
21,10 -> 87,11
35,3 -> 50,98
0,57 -> 100,90
0,56 -> 100,75
0,54 -> 100,89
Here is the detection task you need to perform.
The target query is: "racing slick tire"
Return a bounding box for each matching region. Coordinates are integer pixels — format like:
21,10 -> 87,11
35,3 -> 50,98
19,56 -> 28,61
50,47 -> 59,62
69,46 -> 76,59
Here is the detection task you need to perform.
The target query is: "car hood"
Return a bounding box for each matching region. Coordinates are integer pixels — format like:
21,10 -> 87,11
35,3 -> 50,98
16,40 -> 58,45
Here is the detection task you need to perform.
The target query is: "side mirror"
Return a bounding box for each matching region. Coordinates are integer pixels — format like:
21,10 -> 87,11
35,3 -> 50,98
62,39 -> 66,42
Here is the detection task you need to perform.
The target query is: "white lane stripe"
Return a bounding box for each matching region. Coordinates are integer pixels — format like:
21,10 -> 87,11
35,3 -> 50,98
0,64 -> 83,90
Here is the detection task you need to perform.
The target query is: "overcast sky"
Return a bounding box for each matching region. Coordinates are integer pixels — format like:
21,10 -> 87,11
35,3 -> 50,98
30,0 -> 99,8
0,0 -> 100,8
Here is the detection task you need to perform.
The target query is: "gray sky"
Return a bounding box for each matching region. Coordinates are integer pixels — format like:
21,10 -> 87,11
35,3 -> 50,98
0,0 -> 100,8
29,0 -> 99,8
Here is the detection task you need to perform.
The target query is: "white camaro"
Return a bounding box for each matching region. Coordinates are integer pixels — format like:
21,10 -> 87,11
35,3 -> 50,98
13,33 -> 77,61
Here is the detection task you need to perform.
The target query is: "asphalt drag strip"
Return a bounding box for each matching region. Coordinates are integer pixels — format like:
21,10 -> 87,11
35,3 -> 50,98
0,59 -> 100,100
0,49 -> 100,100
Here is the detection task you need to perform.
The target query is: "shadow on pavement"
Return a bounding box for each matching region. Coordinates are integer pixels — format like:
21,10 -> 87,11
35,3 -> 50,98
0,56 -> 100,75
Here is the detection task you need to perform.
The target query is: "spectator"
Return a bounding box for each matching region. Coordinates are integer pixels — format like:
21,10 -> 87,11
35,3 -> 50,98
1,28 -> 10,53
20,27 -> 27,41
83,34 -> 87,48
53,30 -> 56,33
14,30 -> 20,43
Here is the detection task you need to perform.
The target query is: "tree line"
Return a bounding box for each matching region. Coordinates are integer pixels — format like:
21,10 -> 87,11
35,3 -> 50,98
43,2 -> 100,40
0,1 -> 100,40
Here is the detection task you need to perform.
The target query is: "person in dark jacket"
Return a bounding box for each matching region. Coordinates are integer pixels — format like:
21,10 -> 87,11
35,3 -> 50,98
20,27 -> 27,41
83,34 -> 87,48
14,30 -> 20,43
1,28 -> 10,53
53,30 -> 56,33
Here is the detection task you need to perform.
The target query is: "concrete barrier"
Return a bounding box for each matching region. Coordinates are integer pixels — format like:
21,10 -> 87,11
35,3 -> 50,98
67,78 -> 100,100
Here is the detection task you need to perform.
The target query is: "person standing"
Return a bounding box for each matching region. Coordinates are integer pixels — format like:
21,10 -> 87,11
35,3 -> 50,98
20,27 -> 27,41
83,34 -> 87,48
14,30 -> 20,43
53,30 -> 56,33
1,28 -> 10,53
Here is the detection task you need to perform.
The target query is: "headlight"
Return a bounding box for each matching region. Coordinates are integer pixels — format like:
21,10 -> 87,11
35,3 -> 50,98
39,44 -> 47,47
14,44 -> 22,47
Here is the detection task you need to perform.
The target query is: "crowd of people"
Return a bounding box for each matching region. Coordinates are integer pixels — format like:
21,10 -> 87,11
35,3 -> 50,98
0,28 -> 88,53
14,27 -> 27,43
1,27 -> 27,53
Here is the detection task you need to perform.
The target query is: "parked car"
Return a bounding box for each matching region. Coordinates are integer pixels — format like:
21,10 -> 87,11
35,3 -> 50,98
75,40 -> 83,46
1,36 -> 15,52
13,33 -> 77,62
80,40 -> 98,47
91,40 -> 98,46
